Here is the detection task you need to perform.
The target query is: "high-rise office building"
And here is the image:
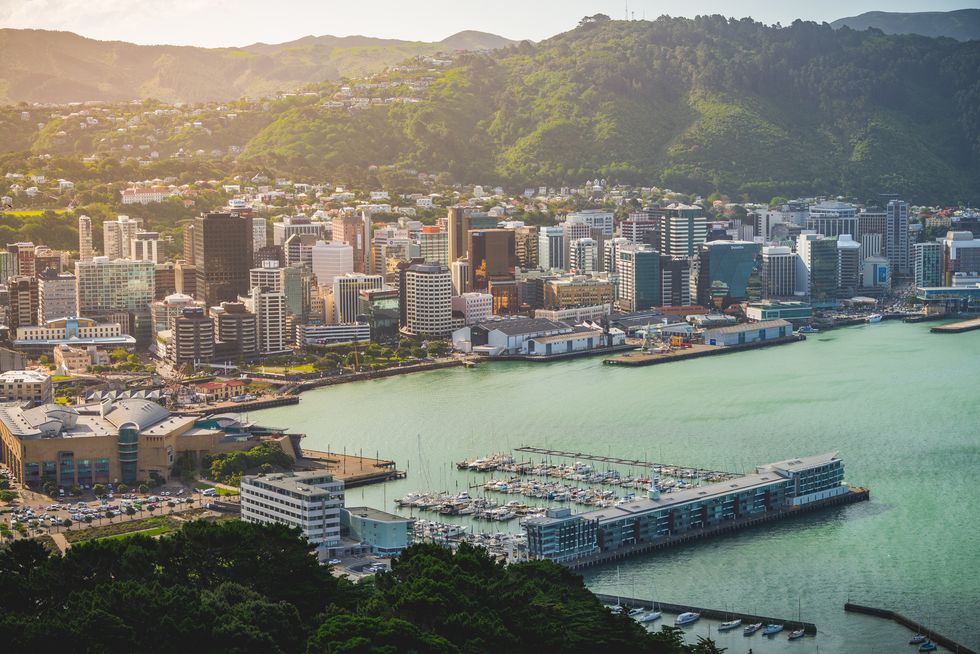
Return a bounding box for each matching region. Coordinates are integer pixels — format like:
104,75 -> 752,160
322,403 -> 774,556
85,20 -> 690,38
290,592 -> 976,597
182,223 -> 196,264
150,293 -> 202,337
192,212 -> 253,306
660,256 -> 692,307
212,302 -> 258,358
332,273 -> 384,324
570,238 -> 598,274
446,207 -> 496,263
858,208 -> 886,241
543,276 -> 614,310
332,214 -> 368,273
252,216 -> 268,252
37,270 -> 76,323
566,210 -> 614,237
130,231 -> 159,263
174,260 -> 197,299
272,215 -> 325,246
660,204 -> 707,258
885,199 -> 910,276
513,226 -> 539,270
284,233 -> 318,268
451,292 -> 493,325
616,245 -> 661,311
808,201 -> 858,238
311,241 -> 354,289
155,262 -> 176,300
450,259 -> 470,296
248,288 -> 288,355
103,215 -> 141,260
169,307 -> 215,365
621,214 -> 659,246
760,246 -> 797,299
7,242 -> 36,277
941,231 -> 980,285
913,241 -> 944,288
603,237 -> 631,274
401,263 -> 452,338
538,226 -> 565,271
796,232 -> 837,303
860,233 -> 883,262
561,215 -> 593,268
468,229 -> 516,290
78,215 -> 93,262
7,276 -> 38,329
694,241 -> 762,308
75,257 -> 155,323
836,235 -> 862,297
416,226 -> 449,265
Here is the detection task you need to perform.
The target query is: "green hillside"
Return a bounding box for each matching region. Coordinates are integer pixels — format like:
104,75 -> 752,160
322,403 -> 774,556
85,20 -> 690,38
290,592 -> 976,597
0,29 -> 516,104
832,9 -> 980,41
240,16 -> 980,203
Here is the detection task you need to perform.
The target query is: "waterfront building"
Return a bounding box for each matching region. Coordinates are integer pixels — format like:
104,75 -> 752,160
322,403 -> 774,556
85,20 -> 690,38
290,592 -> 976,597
13,318 -> 134,353
862,256 -> 891,290
452,292 -> 493,326
660,256 -> 692,308
358,287 -> 400,343
795,232 -> 837,304
488,279 -> 520,316
570,238 -> 598,274
534,304 -> 611,323
192,212 -> 253,306
616,244 -> 661,311
694,240 -> 761,308
660,204 -> 707,258
885,199 -> 911,276
296,322 -> 370,347
241,472 -> 344,548
942,231 -> 980,285
745,301 -> 813,322
513,226 -> 539,270
102,215 -> 140,260
212,302 -> 259,358
543,276 -> 614,310
7,276 -> 38,330
341,507 -> 414,556
913,241 -> 944,289
703,319 -> 792,346
837,235 -> 862,297
332,273 -> 384,324
78,215 -> 93,262
526,452 -> 848,563
272,214 -> 325,246
452,317 -> 622,357
808,201 -> 858,238
468,229 -> 516,290
246,287 -> 288,355
311,241 -> 354,289
401,263 -> 453,338
0,398 -> 296,487
538,226 -> 565,270
0,369 -> 52,403
760,246 -> 797,298
170,307 -> 215,365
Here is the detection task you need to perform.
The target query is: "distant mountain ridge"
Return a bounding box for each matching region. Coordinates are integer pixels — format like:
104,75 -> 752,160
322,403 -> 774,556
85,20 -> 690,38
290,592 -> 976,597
0,28 -> 517,104
831,9 -> 980,41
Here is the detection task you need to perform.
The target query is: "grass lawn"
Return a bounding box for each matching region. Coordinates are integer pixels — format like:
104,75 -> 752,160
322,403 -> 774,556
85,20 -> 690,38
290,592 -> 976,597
65,515 -> 181,544
50,375 -> 73,382
194,482 -> 238,496
95,526 -> 171,541
2,209 -> 68,217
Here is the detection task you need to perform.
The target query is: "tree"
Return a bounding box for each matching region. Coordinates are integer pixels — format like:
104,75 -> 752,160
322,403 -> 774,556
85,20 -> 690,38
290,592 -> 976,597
115,483 -> 129,494
92,484 -> 106,497
0,490 -> 15,503
125,506 -> 136,517
61,518 -> 72,528
138,484 -> 149,494
38,354 -> 50,365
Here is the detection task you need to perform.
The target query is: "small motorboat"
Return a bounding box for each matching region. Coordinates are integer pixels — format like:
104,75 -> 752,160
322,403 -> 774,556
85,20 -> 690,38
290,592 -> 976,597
675,612 -> 700,626
743,622 -> 763,636
909,634 -> 928,645
919,642 -> 937,652
798,325 -> 819,334
788,629 -> 805,640
763,623 -> 784,636
633,610 -> 662,624
867,313 -> 883,323
719,619 -> 743,631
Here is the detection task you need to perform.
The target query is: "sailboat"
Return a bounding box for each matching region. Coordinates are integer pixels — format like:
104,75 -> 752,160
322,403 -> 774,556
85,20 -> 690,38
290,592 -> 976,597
633,575 -> 662,624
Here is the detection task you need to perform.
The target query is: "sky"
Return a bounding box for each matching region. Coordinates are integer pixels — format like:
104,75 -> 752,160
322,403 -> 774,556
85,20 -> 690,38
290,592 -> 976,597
1,0 -> 978,47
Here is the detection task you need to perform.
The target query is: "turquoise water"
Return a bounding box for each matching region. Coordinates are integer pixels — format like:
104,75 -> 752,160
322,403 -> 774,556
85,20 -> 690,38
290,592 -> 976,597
257,322 -> 980,652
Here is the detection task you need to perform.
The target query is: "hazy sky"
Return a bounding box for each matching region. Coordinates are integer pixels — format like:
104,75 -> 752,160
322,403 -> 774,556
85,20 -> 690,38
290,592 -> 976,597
1,0 -> 978,46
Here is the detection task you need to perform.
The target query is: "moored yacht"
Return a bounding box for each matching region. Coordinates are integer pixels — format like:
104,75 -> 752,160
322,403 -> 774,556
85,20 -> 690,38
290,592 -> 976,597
867,313 -> 883,323
719,619 -> 742,631
743,623 -> 763,636
633,609 -> 662,624
675,612 -> 700,626
763,624 -> 784,636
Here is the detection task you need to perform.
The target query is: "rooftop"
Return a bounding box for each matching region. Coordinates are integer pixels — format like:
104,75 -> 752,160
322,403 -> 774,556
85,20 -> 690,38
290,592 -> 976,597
474,317 -> 569,336
344,506 -> 413,523
704,319 -> 791,335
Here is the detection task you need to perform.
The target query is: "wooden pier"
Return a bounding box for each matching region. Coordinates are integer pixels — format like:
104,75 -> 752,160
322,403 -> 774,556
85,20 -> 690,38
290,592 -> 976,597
604,335 -> 802,367
593,592 -> 817,635
293,449 -> 406,488
513,445 -> 736,479
845,603 -> 977,654
930,317 -> 980,334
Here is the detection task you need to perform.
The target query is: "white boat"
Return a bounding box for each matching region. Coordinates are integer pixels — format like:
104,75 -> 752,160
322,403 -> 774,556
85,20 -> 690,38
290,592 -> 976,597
675,612 -> 700,626
867,313 -> 883,323
633,609 -> 662,623
719,619 -> 743,631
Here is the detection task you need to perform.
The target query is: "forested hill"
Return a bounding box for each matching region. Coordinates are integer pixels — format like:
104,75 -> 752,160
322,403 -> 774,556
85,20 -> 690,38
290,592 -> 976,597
0,29 -> 516,104
241,15 -> 980,203
832,9 -> 980,41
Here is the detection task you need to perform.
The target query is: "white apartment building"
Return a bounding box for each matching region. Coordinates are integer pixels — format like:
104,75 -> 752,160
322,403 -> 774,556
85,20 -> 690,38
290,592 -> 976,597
78,215 -> 93,262
246,288 -> 288,355
451,292 -> 493,325
538,226 -> 564,270
241,472 -> 345,548
402,263 -> 453,338
450,259 -> 470,296
566,209 -> 614,237
102,215 -> 140,260
570,238 -> 598,274
130,232 -> 160,263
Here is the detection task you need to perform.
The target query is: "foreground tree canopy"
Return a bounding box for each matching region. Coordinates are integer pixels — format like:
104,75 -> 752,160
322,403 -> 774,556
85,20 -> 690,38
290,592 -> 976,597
0,520 -> 724,653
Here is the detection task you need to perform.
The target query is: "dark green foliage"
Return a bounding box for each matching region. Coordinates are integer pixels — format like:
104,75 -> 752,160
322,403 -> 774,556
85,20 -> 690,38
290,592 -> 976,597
206,441 -> 294,485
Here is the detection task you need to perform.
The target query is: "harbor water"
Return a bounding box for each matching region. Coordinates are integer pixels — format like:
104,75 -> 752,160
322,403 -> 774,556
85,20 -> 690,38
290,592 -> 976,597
255,321 -> 980,652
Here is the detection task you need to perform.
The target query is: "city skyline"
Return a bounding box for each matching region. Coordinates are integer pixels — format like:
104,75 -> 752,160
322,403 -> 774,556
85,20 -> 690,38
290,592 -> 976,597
1,0 -> 977,47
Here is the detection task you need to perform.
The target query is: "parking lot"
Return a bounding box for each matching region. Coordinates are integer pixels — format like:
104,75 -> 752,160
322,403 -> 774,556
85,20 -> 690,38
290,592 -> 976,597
0,465 -> 237,543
